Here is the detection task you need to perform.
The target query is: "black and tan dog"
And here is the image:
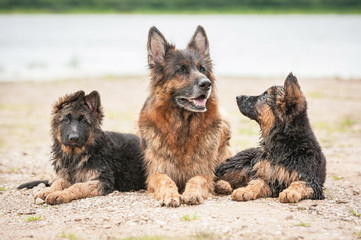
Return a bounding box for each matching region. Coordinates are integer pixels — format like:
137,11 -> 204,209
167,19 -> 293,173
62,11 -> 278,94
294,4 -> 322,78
19,90 -> 146,204
215,73 -> 326,203
138,26 -> 232,207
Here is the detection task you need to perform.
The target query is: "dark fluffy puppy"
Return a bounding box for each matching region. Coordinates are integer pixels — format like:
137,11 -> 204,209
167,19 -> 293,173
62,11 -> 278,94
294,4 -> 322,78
216,73 -> 326,203
19,90 -> 146,204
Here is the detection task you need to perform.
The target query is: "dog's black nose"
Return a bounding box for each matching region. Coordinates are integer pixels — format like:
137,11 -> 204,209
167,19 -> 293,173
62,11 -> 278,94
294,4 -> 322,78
198,79 -> 212,90
69,133 -> 79,142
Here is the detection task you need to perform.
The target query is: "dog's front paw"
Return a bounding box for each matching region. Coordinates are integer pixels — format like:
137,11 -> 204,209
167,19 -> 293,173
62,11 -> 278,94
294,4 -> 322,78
45,191 -> 71,205
231,187 -> 255,201
181,189 -> 204,205
279,189 -> 302,203
35,188 -> 53,200
159,190 -> 181,208
215,180 -> 233,195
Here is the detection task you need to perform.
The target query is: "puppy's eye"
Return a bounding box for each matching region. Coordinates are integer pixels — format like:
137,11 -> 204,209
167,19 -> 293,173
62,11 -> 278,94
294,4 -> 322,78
81,118 -> 87,124
176,67 -> 185,73
259,95 -> 267,102
199,66 -> 206,73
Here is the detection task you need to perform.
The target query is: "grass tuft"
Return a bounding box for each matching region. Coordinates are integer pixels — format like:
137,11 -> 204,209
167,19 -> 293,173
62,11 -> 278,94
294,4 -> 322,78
350,209 -> 361,217
26,215 -> 42,222
332,176 -> 341,181
297,221 -> 310,227
181,213 -> 198,221
60,231 -> 78,239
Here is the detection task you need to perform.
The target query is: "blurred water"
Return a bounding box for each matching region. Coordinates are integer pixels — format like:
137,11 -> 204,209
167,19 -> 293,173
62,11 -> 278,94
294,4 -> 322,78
0,14 -> 360,81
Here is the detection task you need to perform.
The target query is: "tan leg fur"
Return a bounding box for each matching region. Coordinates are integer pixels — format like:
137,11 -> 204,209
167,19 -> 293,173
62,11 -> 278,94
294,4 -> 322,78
182,176 -> 212,205
45,180 -> 102,205
148,173 -> 181,207
35,178 -> 70,200
279,181 -> 313,203
231,179 -> 271,201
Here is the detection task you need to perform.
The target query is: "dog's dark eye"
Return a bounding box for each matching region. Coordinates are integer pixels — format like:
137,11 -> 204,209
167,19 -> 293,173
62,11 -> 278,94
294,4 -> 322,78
63,117 -> 70,123
176,67 -> 185,74
199,66 -> 206,74
81,118 -> 87,124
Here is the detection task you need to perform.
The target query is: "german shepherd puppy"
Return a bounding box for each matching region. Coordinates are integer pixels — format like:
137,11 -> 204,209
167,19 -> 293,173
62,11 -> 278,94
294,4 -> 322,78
138,26 -> 232,207
215,73 -> 326,203
19,90 -> 146,204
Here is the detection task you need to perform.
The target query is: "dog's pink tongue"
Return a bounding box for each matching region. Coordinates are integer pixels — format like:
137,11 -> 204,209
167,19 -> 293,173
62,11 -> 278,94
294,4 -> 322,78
195,98 -> 206,107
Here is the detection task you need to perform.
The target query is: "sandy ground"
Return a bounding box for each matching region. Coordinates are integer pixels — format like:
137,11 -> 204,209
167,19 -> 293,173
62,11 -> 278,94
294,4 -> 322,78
0,76 -> 361,240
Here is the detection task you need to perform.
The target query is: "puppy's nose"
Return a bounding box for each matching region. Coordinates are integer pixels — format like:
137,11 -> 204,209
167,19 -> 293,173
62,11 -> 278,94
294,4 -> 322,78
198,79 -> 212,90
69,133 -> 79,142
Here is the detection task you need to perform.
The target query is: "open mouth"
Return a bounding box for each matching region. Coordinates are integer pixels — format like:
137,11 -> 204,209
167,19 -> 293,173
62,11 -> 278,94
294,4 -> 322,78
176,95 -> 208,112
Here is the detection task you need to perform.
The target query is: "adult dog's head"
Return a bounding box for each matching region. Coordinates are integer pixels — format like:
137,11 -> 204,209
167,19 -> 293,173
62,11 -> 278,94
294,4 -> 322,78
147,25 -> 215,113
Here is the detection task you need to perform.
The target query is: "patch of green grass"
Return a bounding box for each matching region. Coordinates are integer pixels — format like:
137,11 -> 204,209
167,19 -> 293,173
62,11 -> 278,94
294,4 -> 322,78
307,91 -> 324,99
332,176 -> 342,181
350,209 -> 361,217
181,213 -> 198,221
8,167 -> 17,173
0,187 -> 6,191
298,221 -> 311,227
60,231 -> 78,239
26,215 -> 42,222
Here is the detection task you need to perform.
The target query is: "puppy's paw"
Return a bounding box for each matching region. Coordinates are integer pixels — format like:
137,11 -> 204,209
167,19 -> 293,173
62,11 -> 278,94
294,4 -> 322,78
231,187 -> 256,201
215,180 -> 233,195
45,191 -> 71,205
181,190 -> 204,205
279,189 -> 302,203
35,188 -> 53,200
159,190 -> 181,208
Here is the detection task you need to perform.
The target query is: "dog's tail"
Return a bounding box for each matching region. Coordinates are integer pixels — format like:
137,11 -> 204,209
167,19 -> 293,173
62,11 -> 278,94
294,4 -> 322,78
17,180 -> 50,189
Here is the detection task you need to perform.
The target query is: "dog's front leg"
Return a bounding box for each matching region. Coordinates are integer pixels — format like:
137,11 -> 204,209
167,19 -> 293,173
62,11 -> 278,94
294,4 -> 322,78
279,181 -> 313,203
35,178 -> 70,201
148,173 -> 180,207
231,178 -> 271,201
45,180 -> 103,205
182,175 -> 212,205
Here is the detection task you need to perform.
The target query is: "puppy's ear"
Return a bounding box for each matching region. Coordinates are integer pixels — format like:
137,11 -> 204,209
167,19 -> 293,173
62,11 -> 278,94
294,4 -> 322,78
85,91 -> 103,121
187,25 -> 210,57
53,90 -> 85,114
147,26 -> 171,67
284,72 -> 306,115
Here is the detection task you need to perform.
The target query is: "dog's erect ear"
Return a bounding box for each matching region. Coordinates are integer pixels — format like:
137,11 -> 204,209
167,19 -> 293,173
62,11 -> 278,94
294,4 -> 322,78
187,25 -> 210,57
284,72 -> 306,114
53,90 -> 85,113
147,26 -> 171,67
84,90 -> 102,117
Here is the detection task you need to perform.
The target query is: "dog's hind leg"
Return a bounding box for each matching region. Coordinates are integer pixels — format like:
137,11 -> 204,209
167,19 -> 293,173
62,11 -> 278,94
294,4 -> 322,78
231,178 -> 271,201
182,175 -> 212,205
44,180 -> 103,205
35,178 -> 70,201
147,173 -> 181,208
279,181 -> 313,203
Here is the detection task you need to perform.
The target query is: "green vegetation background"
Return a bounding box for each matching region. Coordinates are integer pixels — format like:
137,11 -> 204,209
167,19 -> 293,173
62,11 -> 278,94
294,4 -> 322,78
0,0 -> 361,14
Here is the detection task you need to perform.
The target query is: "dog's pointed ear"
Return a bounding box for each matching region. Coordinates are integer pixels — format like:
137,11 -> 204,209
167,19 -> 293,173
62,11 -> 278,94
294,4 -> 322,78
53,90 -> 85,113
85,91 -> 103,120
187,25 -> 210,57
284,72 -> 306,114
147,26 -> 171,67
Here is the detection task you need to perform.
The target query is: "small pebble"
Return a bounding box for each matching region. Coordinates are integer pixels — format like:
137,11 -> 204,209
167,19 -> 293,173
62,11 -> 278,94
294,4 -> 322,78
35,198 -> 45,205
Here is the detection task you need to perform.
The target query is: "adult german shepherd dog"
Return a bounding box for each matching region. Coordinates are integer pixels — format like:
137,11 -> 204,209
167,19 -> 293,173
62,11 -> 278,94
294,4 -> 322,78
138,26 -> 232,207
216,73 -> 326,203
19,90 -> 146,204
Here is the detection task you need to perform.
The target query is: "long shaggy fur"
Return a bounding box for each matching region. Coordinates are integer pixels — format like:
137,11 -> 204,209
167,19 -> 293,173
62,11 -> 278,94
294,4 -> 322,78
20,90 -> 146,204
138,25 -> 232,207
216,73 -> 326,203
